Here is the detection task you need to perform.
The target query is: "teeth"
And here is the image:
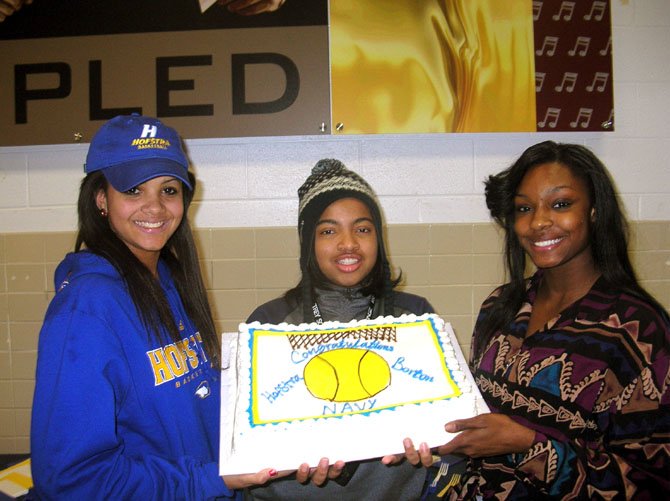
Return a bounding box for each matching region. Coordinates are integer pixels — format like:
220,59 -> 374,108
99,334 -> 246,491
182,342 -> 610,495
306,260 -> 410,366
338,258 -> 359,265
534,238 -> 562,247
136,221 -> 163,229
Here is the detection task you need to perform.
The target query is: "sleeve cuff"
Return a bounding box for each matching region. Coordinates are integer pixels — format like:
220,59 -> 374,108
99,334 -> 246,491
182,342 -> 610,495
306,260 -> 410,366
531,431 -> 549,447
202,461 -> 236,499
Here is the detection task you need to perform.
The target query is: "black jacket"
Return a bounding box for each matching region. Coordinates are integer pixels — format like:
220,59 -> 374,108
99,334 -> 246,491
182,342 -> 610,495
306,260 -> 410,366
247,290 -> 434,324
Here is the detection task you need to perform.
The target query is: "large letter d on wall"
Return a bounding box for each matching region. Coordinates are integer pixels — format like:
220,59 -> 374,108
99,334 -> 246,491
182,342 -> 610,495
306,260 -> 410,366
232,53 -> 299,115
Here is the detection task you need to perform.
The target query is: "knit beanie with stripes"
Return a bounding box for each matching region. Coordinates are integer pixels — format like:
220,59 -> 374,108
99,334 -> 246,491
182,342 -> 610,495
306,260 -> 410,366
296,158 -> 397,318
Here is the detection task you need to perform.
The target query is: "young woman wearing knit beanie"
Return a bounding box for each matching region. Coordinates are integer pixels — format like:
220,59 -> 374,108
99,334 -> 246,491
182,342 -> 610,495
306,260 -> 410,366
244,158 -> 436,501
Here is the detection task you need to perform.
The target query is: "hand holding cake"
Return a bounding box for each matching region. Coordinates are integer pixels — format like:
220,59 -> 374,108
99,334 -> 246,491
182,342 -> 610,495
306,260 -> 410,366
387,412 -> 534,469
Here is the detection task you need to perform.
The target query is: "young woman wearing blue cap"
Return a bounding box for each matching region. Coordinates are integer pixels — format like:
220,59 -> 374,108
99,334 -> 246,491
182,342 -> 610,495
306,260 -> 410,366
29,115 -> 318,499
244,159 -> 440,501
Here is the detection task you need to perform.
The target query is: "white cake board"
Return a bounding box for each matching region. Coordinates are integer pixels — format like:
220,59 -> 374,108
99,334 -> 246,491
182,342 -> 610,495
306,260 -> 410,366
219,315 -> 488,475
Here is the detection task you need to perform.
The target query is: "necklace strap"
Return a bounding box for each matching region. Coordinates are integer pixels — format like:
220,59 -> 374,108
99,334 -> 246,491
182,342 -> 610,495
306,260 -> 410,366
311,295 -> 376,324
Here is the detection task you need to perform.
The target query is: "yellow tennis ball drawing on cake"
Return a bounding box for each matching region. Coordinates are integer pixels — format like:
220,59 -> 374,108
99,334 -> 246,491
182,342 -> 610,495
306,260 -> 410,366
303,348 -> 391,402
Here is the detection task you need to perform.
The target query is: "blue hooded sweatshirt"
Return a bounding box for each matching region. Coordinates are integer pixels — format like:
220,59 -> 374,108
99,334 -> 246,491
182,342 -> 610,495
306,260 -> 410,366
30,251 -> 237,500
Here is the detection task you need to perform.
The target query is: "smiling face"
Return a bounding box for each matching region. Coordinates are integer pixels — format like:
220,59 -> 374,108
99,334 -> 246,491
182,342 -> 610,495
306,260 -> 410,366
96,176 -> 184,274
513,162 -> 595,275
314,197 -> 379,288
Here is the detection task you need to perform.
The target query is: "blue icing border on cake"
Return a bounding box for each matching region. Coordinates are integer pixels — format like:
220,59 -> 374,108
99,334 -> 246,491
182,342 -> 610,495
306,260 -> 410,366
426,315 -> 459,386
245,316 -> 465,428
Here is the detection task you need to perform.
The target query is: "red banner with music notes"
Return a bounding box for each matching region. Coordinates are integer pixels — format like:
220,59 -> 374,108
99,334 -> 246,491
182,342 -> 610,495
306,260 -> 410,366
534,0 -> 614,132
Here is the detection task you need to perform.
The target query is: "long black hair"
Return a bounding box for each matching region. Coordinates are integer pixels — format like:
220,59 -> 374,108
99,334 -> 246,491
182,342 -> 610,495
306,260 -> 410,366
474,140 -> 665,359
75,171 -> 220,366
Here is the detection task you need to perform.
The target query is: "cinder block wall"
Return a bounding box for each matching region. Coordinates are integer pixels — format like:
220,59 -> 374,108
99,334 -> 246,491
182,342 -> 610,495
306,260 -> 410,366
1,220 -> 669,454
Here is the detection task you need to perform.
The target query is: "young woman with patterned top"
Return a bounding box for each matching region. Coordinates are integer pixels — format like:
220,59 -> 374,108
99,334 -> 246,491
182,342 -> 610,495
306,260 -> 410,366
400,141 -> 669,499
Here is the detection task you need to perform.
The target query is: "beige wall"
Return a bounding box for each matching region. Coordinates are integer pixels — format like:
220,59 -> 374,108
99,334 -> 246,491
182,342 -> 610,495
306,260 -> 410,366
2,221 -> 670,454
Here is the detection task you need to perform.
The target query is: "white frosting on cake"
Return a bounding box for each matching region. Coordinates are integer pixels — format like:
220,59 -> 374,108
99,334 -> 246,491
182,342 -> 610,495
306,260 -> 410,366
219,313 -> 488,474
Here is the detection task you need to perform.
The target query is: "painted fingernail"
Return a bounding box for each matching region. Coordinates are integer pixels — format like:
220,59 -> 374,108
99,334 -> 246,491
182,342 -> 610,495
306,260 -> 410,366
269,469 -> 278,477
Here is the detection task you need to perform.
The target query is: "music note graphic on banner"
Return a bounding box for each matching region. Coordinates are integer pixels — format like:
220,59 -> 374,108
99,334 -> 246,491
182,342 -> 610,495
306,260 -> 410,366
584,1 -> 607,21
568,36 -> 590,57
555,72 -> 578,93
599,37 -> 612,56
552,1 -> 575,21
538,107 -> 561,128
532,1 -> 543,21
569,108 -> 593,128
536,36 -> 559,56
536,72 -> 546,92
586,72 -> 608,92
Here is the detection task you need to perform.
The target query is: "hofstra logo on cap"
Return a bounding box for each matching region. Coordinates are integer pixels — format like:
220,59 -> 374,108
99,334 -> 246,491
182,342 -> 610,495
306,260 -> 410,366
85,114 -> 188,173
131,123 -> 172,151
84,114 -> 192,191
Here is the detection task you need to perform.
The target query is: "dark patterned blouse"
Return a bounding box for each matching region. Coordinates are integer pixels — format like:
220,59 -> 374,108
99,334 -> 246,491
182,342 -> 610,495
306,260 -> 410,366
456,272 -> 670,500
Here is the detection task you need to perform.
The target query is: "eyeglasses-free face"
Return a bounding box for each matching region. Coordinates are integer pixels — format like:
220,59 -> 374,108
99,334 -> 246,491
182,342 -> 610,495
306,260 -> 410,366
96,175 -> 184,275
513,162 -> 594,276
314,197 -> 379,288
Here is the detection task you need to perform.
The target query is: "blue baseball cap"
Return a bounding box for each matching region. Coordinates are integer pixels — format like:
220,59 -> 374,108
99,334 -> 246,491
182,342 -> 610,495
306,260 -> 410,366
85,114 -> 192,192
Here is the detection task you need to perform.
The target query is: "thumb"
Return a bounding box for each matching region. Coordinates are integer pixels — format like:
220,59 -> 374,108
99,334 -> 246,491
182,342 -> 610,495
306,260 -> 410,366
256,468 -> 279,484
445,418 -> 472,433
445,421 -> 459,433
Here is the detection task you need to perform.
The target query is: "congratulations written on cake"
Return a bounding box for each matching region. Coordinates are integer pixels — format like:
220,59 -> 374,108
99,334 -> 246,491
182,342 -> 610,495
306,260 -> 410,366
219,313 -> 489,474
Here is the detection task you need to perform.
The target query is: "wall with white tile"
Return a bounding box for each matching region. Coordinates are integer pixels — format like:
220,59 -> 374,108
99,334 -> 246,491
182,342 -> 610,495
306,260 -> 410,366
0,1 -> 668,233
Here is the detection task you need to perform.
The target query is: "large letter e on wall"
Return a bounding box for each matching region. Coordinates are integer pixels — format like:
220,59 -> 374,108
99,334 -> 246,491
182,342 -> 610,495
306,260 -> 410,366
232,53 -> 299,115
